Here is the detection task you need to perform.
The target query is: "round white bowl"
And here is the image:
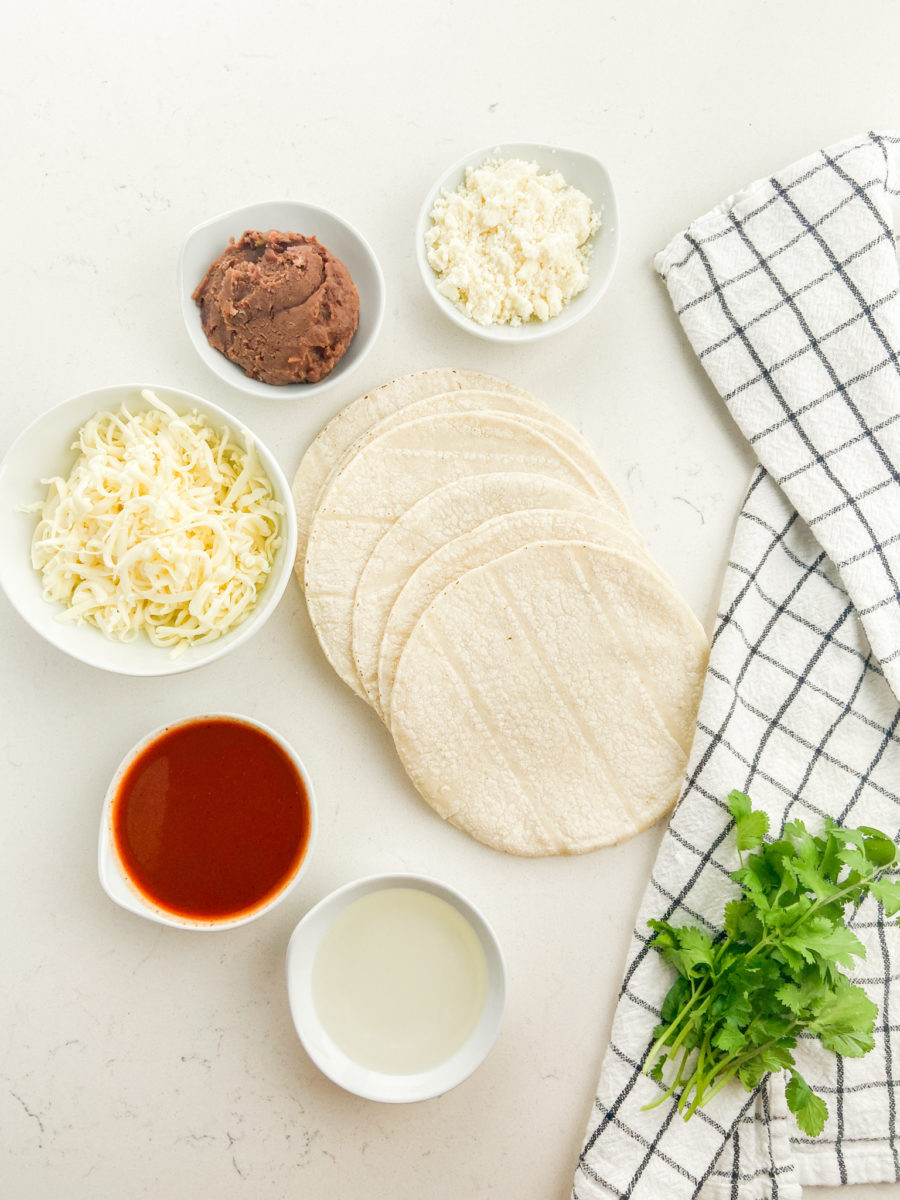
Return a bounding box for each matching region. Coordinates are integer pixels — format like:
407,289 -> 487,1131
179,200 -> 386,399
0,383 -> 298,676
285,873 -> 506,1102
98,713 -> 317,930
416,141 -> 619,343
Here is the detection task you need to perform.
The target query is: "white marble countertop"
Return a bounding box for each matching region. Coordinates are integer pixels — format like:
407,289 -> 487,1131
3,2 -> 900,1197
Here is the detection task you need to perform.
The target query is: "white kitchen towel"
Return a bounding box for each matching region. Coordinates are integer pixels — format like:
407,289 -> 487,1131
573,131 -> 900,1199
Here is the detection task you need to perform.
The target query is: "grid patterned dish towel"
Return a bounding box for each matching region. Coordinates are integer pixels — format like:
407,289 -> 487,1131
573,131 -> 900,1199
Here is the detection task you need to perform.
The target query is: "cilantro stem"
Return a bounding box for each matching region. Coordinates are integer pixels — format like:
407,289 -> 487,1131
643,985 -> 708,1075
642,1040 -> 694,1112
683,1022 -> 800,1121
791,873 -> 873,930
683,1063 -> 737,1119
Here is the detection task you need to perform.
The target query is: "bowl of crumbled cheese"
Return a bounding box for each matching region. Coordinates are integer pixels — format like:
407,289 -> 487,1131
416,142 -> 619,342
0,383 -> 297,675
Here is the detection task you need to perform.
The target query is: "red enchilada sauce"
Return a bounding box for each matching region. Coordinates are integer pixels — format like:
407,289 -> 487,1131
112,718 -> 311,921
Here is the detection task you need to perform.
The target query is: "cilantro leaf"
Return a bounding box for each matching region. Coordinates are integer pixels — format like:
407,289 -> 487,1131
711,1025 -> 747,1054
648,920 -> 715,979
859,827 -> 898,869
736,1057 -> 768,1090
757,1042 -> 796,1073
785,1071 -> 828,1137
728,789 -> 769,852
820,829 -> 843,883
820,1027 -> 876,1058
781,917 -> 866,969
658,974 -> 692,1027
723,898 -> 751,940
869,877 -> 900,917
676,926 -> 715,976
837,845 -> 874,882
808,977 -> 877,1057
775,968 -> 821,1017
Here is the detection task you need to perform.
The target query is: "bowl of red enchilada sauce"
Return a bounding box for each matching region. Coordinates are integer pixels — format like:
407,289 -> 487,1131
98,714 -> 316,929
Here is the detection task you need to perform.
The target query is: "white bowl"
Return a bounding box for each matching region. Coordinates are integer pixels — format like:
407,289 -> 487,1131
0,383 -> 298,676
179,200 -> 386,399
98,713 -> 317,930
285,873 -> 506,1102
416,141 -> 619,343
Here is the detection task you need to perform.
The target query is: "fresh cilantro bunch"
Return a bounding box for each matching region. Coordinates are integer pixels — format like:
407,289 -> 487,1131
643,790 -> 900,1136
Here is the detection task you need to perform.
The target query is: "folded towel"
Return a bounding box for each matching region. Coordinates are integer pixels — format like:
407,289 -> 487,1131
573,131 -> 900,1200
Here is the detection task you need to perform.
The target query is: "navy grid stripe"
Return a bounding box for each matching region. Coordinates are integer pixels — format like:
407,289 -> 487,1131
792,1130 -> 900,1147
699,229 -> 890,362
734,506 -> 894,669
729,318 -> 897,413
576,1109 -> 704,1191
663,825 -> 736,884
820,146 -> 900,278
648,875 -> 726,926
835,1053 -> 847,1184
788,1075 -> 900,1097
624,1093 -> 703,1196
726,561 -> 877,665
743,599 -> 856,789
836,705 -> 900,826
782,413 -> 900,491
710,470 -> 796,650
691,713 -> 863,822
780,645 -> 872,819
808,476 -> 895,529
703,660 -> 900,802
688,1092 -> 767,1199
729,1129 -> 740,1200
737,507 -> 842,587
719,613 -> 898,745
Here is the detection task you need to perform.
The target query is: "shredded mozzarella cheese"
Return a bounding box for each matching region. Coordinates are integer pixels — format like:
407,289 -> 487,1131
29,390 -> 284,653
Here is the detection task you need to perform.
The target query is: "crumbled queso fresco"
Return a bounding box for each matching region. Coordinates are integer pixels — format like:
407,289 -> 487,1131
424,157 -> 601,326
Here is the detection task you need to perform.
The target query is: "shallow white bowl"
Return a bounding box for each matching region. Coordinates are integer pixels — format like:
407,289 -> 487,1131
179,200 -> 386,399
0,383 -> 298,676
416,141 -> 619,343
98,713 -> 317,930
285,873 -> 506,1102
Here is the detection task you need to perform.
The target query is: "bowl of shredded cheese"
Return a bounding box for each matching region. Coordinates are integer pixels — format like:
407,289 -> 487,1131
416,142 -> 619,342
0,384 -> 297,675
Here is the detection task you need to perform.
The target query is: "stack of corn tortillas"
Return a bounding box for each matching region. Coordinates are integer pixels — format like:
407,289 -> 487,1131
294,369 -> 709,857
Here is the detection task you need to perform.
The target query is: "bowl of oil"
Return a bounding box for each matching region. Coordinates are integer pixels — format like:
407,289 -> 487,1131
285,873 -> 506,1102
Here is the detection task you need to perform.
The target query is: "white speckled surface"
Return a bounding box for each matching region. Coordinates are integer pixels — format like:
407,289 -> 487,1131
2,2 -> 900,1197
